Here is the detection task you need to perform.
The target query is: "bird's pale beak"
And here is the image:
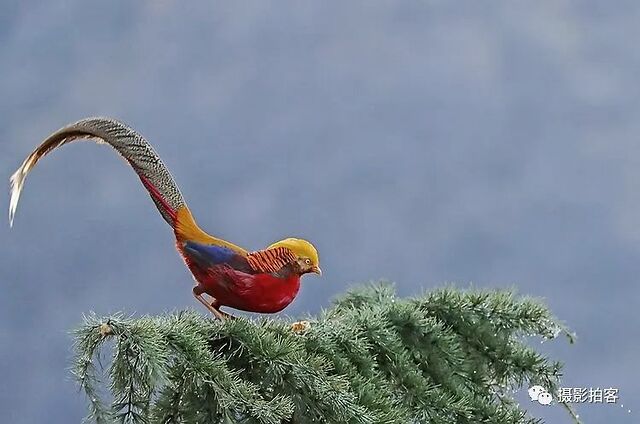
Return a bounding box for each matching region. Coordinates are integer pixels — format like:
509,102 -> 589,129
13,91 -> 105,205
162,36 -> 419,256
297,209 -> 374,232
312,266 -> 322,276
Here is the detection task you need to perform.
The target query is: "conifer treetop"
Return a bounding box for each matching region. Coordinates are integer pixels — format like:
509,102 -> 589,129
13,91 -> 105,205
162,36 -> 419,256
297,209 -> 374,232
72,283 -> 577,424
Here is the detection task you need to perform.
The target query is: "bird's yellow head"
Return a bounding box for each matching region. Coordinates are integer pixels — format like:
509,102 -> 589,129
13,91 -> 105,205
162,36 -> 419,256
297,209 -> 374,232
268,237 -> 321,276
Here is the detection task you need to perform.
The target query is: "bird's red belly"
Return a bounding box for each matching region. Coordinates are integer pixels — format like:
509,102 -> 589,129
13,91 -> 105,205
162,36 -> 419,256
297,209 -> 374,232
192,266 -> 301,313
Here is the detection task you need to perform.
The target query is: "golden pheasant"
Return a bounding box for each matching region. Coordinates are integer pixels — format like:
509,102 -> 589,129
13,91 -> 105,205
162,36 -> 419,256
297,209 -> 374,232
9,117 -> 321,319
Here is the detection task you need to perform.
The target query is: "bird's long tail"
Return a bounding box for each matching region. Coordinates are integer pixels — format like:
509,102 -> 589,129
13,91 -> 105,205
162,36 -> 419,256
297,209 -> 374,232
9,117 -> 186,227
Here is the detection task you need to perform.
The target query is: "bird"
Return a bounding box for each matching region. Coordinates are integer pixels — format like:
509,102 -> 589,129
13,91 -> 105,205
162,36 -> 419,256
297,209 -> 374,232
9,117 -> 321,319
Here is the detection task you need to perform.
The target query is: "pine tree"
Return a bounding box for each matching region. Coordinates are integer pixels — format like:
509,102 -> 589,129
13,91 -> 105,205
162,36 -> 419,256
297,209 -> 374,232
72,283 -> 577,424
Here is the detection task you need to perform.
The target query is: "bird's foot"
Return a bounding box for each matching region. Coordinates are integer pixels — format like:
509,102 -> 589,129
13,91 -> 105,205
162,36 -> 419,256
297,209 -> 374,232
193,287 -> 229,321
215,307 -> 236,320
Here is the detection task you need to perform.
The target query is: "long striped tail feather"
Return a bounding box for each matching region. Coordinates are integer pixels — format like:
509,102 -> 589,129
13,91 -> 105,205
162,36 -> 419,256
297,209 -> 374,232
9,117 -> 185,227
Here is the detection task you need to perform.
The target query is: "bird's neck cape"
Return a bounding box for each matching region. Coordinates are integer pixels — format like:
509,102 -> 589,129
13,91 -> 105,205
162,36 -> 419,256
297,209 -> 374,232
174,207 -> 248,255
268,238 -> 319,265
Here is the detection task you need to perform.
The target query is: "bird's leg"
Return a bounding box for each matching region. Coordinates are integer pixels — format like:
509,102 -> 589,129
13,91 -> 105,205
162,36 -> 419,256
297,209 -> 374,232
206,296 -> 236,320
192,285 -> 227,320
208,300 -> 235,320
213,307 -> 235,320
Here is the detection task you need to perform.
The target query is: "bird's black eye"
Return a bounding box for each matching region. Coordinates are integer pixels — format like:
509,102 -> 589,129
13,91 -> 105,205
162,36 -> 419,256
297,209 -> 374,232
305,258 -> 311,265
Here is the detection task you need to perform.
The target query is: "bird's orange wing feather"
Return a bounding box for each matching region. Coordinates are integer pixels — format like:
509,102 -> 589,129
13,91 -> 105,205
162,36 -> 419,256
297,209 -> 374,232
246,247 -> 297,273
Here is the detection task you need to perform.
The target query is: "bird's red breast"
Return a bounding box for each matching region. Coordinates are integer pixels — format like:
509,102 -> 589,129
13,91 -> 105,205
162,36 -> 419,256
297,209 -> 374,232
179,243 -> 302,313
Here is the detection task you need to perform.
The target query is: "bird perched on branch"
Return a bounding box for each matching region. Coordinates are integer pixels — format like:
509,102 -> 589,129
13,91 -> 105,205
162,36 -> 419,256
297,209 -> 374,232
9,118 -> 321,319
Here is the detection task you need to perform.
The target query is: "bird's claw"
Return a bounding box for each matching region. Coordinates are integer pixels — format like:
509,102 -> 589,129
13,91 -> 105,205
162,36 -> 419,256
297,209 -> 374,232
217,310 -> 236,320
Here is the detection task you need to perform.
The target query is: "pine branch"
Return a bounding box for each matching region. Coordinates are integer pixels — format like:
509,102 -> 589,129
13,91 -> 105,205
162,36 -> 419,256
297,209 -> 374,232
72,283 -> 575,424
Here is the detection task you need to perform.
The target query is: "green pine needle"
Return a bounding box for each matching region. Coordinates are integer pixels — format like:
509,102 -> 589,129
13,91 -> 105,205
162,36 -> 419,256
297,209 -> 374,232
72,283 -> 576,424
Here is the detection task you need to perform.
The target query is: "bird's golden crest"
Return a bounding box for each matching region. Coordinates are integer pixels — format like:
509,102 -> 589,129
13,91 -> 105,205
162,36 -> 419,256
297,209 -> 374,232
268,237 -> 320,267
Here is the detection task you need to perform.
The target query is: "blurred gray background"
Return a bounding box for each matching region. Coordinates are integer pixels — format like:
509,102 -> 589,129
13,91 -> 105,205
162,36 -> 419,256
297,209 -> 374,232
1,1 -> 639,423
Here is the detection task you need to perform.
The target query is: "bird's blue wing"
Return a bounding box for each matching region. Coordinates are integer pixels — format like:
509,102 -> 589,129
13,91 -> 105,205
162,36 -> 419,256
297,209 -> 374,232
182,241 -> 296,275
182,241 -> 242,268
